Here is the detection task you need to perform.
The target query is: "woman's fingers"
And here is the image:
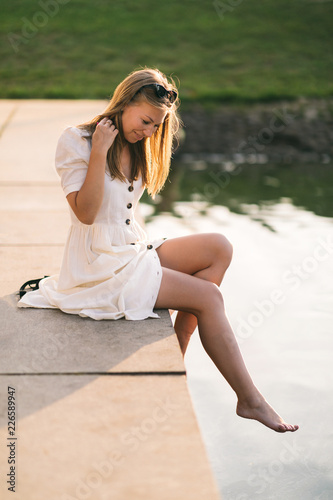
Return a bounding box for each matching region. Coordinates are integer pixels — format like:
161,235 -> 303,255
93,117 -> 119,150
100,118 -> 118,133
98,117 -> 114,126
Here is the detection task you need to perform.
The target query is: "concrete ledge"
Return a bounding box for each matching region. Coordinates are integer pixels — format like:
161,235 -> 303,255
0,298 -> 220,500
1,296 -> 185,375
0,374 -> 219,500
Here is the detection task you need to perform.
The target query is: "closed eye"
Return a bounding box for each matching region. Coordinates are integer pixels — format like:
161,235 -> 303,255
142,119 -> 160,128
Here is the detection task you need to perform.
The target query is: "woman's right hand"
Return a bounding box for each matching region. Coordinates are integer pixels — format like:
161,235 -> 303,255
92,117 -> 119,153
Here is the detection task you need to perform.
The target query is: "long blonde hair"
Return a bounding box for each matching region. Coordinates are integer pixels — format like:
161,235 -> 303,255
78,68 -> 180,197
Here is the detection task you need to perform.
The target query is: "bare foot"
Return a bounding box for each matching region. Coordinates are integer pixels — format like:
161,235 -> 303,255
236,394 -> 299,433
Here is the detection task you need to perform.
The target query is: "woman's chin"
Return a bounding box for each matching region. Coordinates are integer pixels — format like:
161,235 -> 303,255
133,132 -> 145,141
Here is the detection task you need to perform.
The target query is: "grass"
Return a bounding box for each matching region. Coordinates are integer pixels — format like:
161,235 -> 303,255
0,0 -> 332,103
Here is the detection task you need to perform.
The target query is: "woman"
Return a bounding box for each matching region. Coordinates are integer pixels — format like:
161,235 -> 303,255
18,68 -> 298,433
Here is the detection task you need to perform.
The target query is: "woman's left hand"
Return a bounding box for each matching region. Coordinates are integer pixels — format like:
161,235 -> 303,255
92,117 -> 119,153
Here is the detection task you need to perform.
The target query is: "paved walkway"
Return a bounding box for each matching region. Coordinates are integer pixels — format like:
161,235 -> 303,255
0,100 -> 221,500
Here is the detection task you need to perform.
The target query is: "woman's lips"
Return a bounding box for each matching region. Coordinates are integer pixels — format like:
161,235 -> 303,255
134,131 -> 144,140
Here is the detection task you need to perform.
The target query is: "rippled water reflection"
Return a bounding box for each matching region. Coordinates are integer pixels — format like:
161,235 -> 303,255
143,160 -> 333,220
144,162 -> 333,500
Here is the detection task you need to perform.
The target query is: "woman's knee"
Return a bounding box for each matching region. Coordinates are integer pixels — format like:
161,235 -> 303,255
211,233 -> 233,268
199,280 -> 225,311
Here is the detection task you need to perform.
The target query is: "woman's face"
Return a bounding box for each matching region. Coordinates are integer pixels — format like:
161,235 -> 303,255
121,101 -> 167,143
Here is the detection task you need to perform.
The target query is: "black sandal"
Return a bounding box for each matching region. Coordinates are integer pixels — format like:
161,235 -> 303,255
18,276 -> 49,298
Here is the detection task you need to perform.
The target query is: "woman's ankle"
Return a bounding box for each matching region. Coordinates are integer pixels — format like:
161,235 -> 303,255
237,387 -> 264,410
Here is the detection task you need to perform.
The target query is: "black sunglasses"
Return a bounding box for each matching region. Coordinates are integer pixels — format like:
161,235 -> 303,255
138,83 -> 177,103
18,276 -> 49,298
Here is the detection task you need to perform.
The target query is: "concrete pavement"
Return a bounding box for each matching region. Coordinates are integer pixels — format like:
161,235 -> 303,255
0,100 -> 221,500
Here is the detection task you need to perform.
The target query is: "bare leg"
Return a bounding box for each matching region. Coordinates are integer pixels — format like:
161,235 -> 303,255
155,265 -> 299,433
157,233 -> 233,354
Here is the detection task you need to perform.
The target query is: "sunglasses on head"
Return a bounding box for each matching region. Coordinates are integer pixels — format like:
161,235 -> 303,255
138,83 -> 177,103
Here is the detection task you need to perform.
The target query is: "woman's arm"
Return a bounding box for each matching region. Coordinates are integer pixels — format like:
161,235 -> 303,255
66,118 -> 118,225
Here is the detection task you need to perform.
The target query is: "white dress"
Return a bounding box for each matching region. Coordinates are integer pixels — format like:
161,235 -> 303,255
18,126 -> 165,320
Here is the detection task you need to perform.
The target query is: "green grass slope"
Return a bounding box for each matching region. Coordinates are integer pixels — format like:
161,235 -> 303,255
0,0 -> 332,102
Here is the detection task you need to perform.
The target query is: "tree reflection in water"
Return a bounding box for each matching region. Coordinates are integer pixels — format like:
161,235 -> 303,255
143,161 -> 333,220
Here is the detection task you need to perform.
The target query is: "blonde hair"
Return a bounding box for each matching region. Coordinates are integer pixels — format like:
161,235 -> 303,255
78,68 -> 180,197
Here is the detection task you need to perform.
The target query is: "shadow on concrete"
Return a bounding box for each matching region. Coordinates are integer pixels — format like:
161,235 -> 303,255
0,294 -> 184,423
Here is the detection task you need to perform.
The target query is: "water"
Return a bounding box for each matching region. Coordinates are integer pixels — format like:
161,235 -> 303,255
144,161 -> 333,500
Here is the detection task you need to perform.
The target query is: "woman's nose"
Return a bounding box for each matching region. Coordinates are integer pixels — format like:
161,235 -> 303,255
143,125 -> 154,137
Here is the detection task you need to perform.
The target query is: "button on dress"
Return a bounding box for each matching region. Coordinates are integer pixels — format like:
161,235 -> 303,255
18,126 -> 166,320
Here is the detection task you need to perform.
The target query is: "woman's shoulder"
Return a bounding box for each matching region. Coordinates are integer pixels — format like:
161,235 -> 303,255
56,126 -> 91,159
58,125 -> 91,143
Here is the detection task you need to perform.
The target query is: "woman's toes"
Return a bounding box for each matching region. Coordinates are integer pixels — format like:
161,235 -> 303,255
278,423 -> 299,433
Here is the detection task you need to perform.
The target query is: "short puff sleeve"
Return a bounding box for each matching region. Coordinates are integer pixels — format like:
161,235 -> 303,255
55,126 -> 91,197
